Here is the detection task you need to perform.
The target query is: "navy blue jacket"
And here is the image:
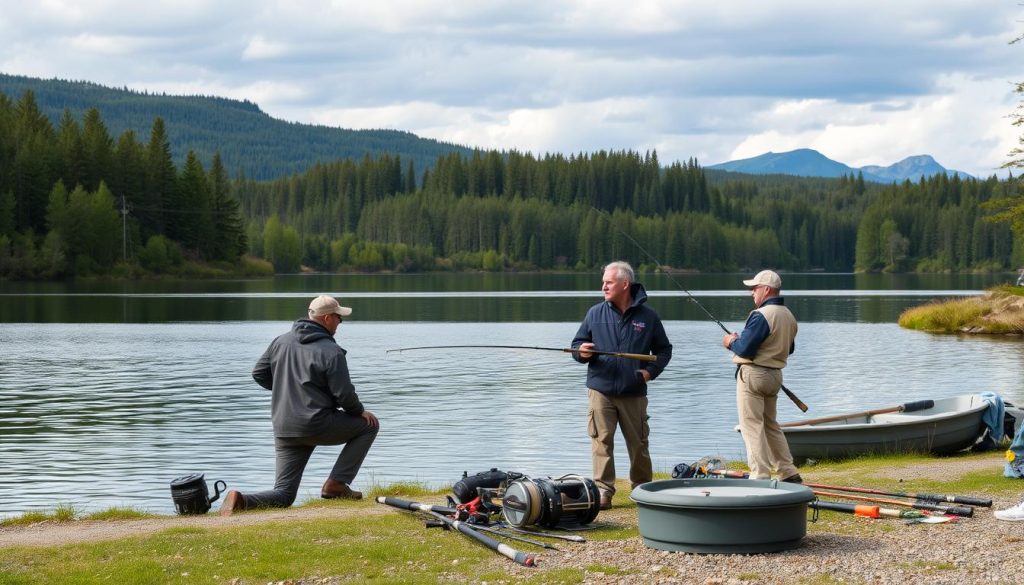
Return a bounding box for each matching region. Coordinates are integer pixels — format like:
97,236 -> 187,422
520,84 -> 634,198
571,283 -> 673,396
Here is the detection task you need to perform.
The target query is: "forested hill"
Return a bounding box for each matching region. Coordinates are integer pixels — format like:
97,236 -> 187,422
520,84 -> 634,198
0,73 -> 472,180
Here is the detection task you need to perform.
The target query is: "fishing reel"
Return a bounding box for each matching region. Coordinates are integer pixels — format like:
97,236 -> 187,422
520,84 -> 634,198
671,456 -> 725,479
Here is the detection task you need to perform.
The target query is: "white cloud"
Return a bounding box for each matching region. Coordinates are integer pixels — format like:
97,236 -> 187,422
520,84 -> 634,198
0,0 -> 1021,177
242,36 -> 291,61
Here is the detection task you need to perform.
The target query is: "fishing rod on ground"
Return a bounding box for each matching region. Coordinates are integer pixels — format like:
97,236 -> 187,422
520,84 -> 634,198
592,207 -> 809,412
377,496 -> 537,567
809,500 -> 955,522
459,523 -> 559,550
804,481 -> 992,508
811,489 -> 973,517
701,468 -> 989,508
386,344 -> 657,362
493,522 -> 587,543
700,469 -> 977,516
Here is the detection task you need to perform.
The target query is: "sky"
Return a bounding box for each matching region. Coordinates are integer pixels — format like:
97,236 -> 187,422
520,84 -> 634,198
1,0 -> 1021,178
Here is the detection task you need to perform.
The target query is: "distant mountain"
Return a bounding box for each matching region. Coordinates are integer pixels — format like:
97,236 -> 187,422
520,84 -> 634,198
707,148 -> 974,183
0,73 -> 473,180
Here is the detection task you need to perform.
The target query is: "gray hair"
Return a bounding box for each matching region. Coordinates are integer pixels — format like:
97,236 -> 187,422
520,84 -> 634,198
603,261 -> 634,283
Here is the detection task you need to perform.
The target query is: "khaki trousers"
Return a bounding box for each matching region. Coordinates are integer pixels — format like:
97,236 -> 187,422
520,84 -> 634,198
587,389 -> 652,494
736,364 -> 798,480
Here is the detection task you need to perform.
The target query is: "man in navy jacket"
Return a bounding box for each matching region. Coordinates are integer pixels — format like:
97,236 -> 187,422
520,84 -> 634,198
572,261 -> 672,509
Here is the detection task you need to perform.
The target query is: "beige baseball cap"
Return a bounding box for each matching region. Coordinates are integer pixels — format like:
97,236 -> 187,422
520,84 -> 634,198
742,270 -> 782,289
308,295 -> 353,318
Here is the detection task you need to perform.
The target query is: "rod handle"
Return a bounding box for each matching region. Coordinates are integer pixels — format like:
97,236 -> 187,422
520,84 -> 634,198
781,384 -> 809,412
916,493 -> 992,507
911,502 -> 973,517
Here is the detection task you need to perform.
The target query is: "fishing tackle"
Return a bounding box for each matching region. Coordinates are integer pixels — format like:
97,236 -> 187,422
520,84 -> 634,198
386,344 -> 656,362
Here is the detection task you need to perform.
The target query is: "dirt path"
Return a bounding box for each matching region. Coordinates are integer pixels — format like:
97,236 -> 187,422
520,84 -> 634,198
0,502 -> 387,548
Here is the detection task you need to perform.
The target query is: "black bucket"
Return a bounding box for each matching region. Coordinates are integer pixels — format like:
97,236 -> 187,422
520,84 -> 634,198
169,473 -> 226,515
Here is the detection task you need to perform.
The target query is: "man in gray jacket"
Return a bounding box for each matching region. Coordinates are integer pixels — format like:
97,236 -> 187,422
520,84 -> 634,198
220,295 -> 379,515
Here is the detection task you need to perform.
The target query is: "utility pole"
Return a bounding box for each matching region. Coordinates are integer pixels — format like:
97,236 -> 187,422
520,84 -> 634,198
121,195 -> 128,262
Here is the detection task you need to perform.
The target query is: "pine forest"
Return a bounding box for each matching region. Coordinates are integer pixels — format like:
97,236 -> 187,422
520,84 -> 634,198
1,88 -> 1022,280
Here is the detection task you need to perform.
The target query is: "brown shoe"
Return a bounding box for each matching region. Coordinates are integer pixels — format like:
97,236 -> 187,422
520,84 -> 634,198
781,474 -> 803,484
321,478 -> 363,500
599,490 -> 612,511
219,490 -> 245,516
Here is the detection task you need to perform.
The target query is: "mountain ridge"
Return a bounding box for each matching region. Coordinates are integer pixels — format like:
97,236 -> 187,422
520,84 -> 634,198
0,73 -> 473,181
708,148 -> 974,183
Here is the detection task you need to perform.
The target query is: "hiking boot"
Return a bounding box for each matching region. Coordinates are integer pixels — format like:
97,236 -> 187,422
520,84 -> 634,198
781,474 -> 803,484
599,490 -> 613,511
219,490 -> 245,516
995,501 -> 1024,521
321,478 -> 362,500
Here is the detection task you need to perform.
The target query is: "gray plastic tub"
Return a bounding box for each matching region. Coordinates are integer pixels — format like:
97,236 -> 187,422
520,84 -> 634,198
630,478 -> 814,553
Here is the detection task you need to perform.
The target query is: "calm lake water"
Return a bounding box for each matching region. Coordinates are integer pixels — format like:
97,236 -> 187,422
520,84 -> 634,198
1,273 -> 1022,518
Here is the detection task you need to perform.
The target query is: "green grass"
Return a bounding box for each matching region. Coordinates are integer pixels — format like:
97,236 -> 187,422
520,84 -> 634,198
0,504 -> 76,527
898,288 -> 1024,333
80,507 -> 156,521
0,456 -> 1011,584
898,296 -> 989,331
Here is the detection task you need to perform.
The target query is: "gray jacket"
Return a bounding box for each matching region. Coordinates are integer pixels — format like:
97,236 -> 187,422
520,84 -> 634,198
252,319 -> 365,437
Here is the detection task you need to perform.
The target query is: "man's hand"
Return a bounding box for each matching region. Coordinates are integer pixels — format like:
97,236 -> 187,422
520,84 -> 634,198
361,410 -> 379,428
577,342 -> 595,359
723,333 -> 739,349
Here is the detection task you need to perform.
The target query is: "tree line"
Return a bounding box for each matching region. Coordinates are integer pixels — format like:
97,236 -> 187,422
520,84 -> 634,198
0,90 -> 249,278
240,148 -> 1019,274
2,86 -> 1022,279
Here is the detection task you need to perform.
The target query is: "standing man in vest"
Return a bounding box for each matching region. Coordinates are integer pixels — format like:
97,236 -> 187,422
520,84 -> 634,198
723,270 -> 801,483
572,261 -> 673,510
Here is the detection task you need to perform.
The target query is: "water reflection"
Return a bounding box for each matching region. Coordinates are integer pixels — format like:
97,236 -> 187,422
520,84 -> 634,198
2,316 -> 1022,518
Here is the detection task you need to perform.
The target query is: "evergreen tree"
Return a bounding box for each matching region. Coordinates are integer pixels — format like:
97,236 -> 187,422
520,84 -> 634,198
142,117 -> 176,238
208,152 -> 246,260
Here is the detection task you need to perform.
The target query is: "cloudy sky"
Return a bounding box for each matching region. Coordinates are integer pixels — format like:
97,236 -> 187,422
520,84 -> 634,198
1,0 -> 1021,177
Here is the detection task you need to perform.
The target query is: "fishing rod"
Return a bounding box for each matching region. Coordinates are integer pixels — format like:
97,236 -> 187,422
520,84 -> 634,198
494,523 -> 587,543
386,344 -> 657,362
461,523 -> 559,550
809,500 -> 944,521
804,482 -> 991,507
702,469 -> 982,515
592,207 -> 808,412
811,489 -> 973,517
377,496 -> 537,567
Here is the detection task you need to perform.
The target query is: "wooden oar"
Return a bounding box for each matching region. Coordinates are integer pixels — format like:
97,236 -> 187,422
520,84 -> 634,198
811,489 -> 972,517
386,344 -> 657,362
805,482 -> 992,507
780,400 -> 934,428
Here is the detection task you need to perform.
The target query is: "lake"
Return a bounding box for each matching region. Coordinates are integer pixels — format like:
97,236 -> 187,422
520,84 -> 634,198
1,272 -> 1021,518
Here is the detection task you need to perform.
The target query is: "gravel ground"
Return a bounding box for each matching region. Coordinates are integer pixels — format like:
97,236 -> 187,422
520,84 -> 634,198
483,452 -> 1024,584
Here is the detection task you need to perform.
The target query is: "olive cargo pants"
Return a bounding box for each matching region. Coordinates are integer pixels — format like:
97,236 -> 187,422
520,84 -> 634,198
588,388 -> 651,494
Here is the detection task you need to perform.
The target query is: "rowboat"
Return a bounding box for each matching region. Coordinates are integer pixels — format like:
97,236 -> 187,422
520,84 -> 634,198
777,394 -> 990,464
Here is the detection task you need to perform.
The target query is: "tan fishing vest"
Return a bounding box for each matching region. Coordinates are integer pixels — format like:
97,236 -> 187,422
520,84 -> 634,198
731,303 -> 797,369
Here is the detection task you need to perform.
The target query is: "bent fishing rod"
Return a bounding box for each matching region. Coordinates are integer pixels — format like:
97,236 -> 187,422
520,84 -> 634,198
386,344 -> 657,362
593,207 -> 808,412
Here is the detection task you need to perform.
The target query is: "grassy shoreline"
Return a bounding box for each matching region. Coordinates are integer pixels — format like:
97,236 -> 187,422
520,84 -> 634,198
1,452 -> 1020,584
898,285 -> 1024,334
